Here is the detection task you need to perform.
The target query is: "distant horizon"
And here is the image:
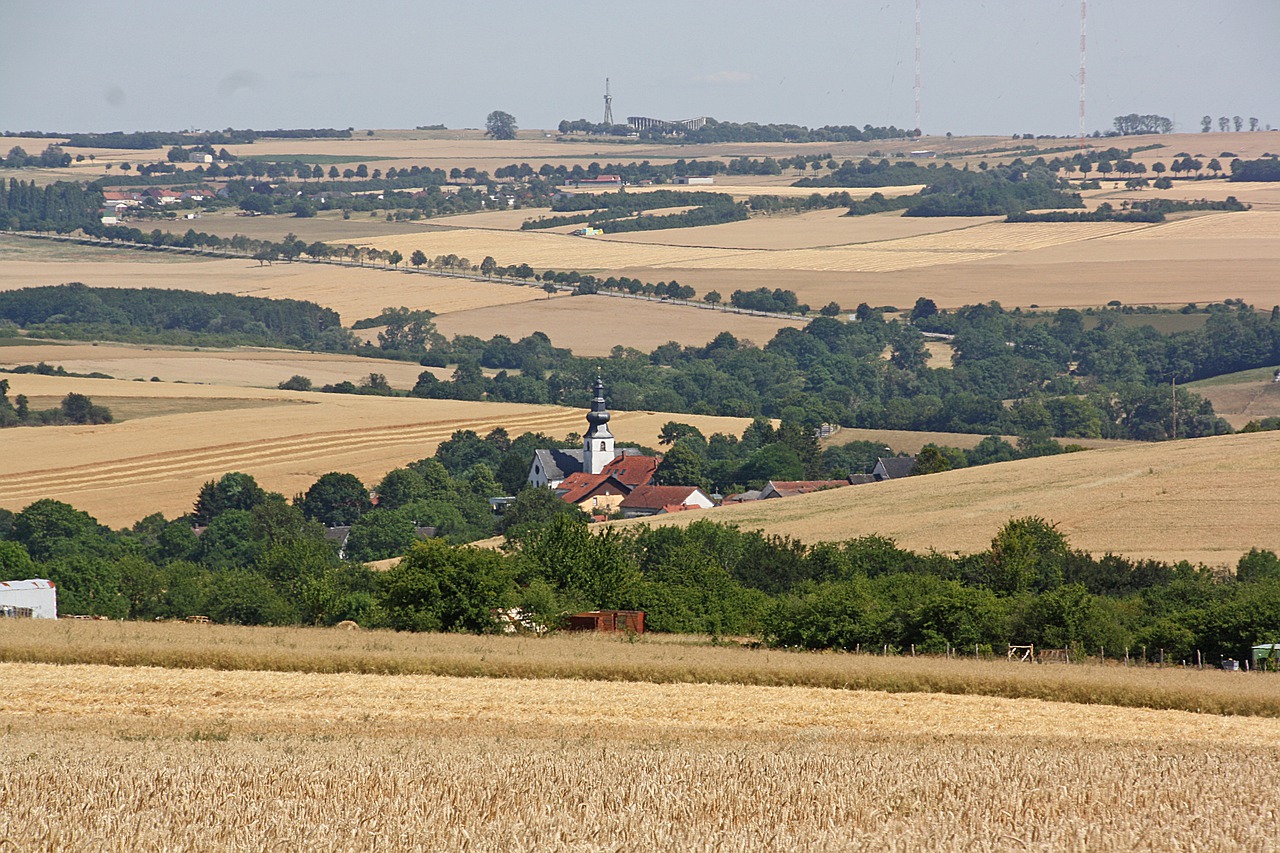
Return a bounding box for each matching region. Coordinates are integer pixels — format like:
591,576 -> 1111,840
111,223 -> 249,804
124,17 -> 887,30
2,0 -> 1276,138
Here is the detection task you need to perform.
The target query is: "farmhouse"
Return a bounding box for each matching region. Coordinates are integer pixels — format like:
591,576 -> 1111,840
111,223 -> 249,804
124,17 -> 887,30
618,485 -> 714,518
563,175 -> 623,189
0,579 -> 57,619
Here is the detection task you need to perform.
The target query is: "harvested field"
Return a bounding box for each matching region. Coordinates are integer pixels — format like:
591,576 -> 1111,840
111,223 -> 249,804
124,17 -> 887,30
1109,209 -> 1280,240
1089,180 -> 1280,211
348,227 -> 740,270
602,208 -> 983,250
188,209 -> 436,242
0,373 -> 752,525
3,659 -> 1279,851
611,430 -> 1280,567
0,341 -> 432,389
566,183 -> 926,201
0,246 -> 545,322
16,394 -> 301,423
1189,366 -> 1280,428
820,426 -> 1128,455
434,294 -> 805,355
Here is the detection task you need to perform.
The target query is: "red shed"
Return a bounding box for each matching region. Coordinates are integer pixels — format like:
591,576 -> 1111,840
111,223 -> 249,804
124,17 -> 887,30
567,610 -> 645,634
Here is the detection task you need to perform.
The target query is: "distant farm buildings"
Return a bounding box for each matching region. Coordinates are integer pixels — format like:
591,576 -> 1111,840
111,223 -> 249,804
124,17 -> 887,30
627,116 -> 708,133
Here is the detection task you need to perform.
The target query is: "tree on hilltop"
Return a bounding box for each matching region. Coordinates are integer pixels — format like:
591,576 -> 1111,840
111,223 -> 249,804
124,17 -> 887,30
485,111 -> 518,140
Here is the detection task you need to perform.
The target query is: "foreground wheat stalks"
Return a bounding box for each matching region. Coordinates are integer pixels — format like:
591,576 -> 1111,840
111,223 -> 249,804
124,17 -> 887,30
3,662 -> 1279,852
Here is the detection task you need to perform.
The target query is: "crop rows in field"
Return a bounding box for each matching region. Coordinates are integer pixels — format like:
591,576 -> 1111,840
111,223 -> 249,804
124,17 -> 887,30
1111,210 -> 1280,240
0,408 -> 587,504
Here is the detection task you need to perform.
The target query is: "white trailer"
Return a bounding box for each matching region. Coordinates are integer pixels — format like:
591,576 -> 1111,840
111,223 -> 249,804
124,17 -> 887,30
0,579 -> 58,619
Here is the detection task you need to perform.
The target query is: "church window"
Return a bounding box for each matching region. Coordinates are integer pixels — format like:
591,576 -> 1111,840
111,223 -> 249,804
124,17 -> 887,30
599,441 -> 607,450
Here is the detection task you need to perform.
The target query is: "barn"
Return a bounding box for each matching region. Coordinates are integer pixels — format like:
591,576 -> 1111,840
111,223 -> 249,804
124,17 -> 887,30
0,579 -> 58,619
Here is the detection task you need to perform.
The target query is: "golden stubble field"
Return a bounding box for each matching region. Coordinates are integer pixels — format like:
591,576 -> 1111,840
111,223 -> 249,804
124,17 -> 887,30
0,340 -> 435,389
0,237 -> 546,322
612,430 -> 1280,567
0,373 -> 754,526
435,293 -> 805,356
3,627 -> 1280,851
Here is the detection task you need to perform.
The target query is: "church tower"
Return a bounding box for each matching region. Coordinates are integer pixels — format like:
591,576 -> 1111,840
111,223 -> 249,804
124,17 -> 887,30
582,376 -> 615,475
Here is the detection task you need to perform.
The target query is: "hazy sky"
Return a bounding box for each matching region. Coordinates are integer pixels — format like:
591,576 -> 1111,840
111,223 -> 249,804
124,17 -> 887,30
3,0 -> 1277,137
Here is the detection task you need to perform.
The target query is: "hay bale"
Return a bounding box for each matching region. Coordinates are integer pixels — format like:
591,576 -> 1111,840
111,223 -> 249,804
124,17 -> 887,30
335,620 -> 360,631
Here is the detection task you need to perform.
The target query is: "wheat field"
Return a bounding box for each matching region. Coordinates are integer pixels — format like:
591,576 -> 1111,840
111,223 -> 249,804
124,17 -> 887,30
3,658 -> 1279,851
435,294 -> 805,356
0,373 -> 753,524
611,429 -> 1280,567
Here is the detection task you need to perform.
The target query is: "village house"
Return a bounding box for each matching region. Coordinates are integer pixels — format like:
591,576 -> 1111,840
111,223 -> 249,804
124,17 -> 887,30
618,485 -> 715,518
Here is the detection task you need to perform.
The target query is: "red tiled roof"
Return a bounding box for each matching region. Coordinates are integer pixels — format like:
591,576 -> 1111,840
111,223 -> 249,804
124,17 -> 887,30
659,503 -> 704,514
556,472 -> 630,505
620,485 -> 704,510
600,454 -> 659,488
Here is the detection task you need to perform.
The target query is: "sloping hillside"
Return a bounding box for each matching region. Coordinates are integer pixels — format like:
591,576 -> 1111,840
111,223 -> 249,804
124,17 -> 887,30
614,431 -> 1280,568
0,373 -> 754,526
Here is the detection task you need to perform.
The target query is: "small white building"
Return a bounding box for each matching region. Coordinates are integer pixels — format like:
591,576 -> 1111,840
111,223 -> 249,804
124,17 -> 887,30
0,579 -> 58,619
673,176 -> 714,185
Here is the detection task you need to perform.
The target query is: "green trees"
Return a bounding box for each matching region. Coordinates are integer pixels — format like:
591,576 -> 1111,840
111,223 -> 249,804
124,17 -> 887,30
485,111 -> 518,140
653,442 -> 708,490
381,539 -> 514,632
1112,114 -> 1173,135
193,472 -> 269,525
299,473 -> 371,526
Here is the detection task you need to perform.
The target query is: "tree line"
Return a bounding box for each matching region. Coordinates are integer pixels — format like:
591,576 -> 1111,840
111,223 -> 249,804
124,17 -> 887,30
3,484 -> 1278,664
0,179 -> 102,231
0,284 -> 351,351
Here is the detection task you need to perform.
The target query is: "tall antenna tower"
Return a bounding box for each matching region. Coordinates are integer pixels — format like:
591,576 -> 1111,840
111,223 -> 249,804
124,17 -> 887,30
603,78 -> 614,126
914,0 -> 922,134
1078,0 -> 1087,147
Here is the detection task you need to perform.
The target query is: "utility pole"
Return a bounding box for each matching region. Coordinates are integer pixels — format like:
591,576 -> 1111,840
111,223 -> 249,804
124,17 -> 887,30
914,0 -> 922,135
1079,0 -> 1087,148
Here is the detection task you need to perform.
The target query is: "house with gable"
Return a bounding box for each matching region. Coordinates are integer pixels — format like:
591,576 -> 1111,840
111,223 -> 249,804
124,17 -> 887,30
618,485 -> 715,518
873,456 -> 917,481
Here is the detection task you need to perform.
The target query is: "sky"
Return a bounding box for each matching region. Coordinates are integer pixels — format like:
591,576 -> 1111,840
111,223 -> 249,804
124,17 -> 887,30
2,0 -> 1277,138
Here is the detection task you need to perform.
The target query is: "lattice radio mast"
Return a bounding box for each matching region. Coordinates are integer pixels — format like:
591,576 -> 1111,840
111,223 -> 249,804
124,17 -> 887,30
1079,0 -> 1087,147
914,0 -> 922,135
603,78 -> 614,126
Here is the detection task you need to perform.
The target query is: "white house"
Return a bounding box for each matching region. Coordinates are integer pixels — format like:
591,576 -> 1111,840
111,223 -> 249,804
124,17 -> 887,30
0,579 -> 58,619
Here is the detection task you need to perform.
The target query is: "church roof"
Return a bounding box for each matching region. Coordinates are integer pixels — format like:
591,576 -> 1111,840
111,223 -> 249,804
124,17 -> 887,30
533,448 -> 585,483
533,447 -> 650,485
